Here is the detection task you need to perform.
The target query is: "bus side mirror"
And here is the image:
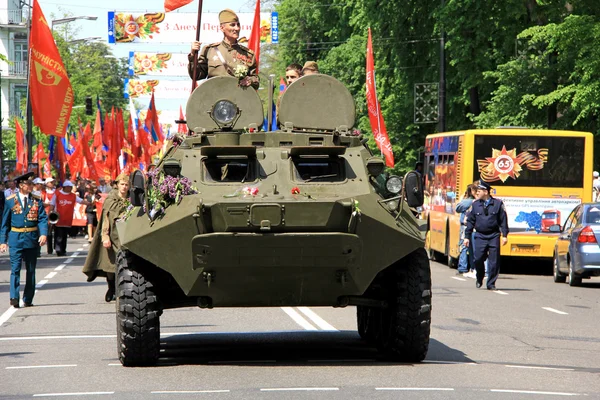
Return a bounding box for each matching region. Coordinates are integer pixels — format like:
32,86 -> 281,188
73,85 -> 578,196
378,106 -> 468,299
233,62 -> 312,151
549,224 -> 561,233
404,171 -> 424,208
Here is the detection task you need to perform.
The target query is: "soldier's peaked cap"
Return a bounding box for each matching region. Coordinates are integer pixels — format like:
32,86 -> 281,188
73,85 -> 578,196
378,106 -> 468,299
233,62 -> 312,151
219,9 -> 239,24
477,180 -> 491,191
14,171 -> 35,184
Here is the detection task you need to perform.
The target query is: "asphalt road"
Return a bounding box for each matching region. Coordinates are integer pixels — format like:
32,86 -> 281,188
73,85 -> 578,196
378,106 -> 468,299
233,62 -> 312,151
1,239 -> 599,399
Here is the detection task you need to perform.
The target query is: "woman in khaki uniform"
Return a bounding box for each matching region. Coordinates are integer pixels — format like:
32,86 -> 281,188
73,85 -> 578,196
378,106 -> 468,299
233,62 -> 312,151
82,174 -> 130,302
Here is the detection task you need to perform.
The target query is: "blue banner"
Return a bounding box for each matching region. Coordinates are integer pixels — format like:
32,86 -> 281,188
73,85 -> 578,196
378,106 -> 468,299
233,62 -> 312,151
271,12 -> 279,44
128,51 -> 134,76
107,12 -> 115,44
123,78 -> 129,99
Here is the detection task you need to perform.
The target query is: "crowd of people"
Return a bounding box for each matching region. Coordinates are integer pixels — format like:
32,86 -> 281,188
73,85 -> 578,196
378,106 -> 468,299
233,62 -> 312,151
0,172 -> 124,308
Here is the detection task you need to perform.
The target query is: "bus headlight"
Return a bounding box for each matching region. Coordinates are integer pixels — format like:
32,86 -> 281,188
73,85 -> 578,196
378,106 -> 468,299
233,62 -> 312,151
211,100 -> 239,127
386,175 -> 403,194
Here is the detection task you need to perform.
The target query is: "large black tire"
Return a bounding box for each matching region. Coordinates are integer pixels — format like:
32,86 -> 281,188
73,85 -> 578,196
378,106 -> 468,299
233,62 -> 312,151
377,248 -> 432,362
553,252 -> 566,283
116,250 -> 161,366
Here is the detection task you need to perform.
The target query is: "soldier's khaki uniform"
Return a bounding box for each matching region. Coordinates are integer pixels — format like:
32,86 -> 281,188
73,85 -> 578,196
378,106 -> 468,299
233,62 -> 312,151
188,41 -> 259,90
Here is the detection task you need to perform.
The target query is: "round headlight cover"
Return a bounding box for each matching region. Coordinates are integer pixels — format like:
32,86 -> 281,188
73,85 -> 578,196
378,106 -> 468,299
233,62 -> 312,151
212,100 -> 238,125
386,175 -> 403,194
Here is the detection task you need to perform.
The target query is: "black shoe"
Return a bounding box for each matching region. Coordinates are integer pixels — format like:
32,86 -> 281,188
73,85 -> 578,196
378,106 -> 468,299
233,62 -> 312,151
105,287 -> 116,302
56,252 -> 66,257
10,298 -> 19,308
23,302 -> 33,307
476,281 -> 482,288
487,286 -> 497,291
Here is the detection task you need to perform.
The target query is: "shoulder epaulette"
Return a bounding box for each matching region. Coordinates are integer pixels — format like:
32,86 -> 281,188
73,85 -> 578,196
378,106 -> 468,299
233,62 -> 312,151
6,194 -> 16,200
207,42 -> 221,48
31,194 -> 41,200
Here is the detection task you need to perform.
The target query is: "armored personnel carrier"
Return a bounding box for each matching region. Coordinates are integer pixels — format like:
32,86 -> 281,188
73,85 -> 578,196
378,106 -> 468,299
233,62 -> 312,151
115,74 -> 431,366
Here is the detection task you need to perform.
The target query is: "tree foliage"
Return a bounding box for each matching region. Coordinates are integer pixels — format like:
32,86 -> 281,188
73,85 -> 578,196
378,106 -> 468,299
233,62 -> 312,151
276,0 -> 600,172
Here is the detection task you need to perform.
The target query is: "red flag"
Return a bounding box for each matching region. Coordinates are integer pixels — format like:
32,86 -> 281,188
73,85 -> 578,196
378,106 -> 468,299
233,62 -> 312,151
145,92 -> 163,143
248,0 -> 261,73
67,135 -> 84,177
15,118 -> 26,173
56,136 -> 68,181
178,105 -> 187,133
29,1 -> 73,137
81,123 -> 99,183
164,0 -> 193,12
33,142 -> 47,163
43,158 -> 52,179
366,28 -> 394,168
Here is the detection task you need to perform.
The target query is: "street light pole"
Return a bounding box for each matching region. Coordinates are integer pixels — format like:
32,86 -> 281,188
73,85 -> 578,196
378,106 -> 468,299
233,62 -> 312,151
51,16 -> 98,41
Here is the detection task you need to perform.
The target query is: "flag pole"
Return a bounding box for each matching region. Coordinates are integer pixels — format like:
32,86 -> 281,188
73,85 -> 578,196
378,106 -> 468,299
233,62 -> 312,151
190,0 -> 204,92
26,0 -> 33,164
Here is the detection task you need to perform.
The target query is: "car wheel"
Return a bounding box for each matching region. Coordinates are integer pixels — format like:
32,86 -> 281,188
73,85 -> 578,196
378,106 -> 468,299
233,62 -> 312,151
553,252 -> 566,283
567,257 -> 582,287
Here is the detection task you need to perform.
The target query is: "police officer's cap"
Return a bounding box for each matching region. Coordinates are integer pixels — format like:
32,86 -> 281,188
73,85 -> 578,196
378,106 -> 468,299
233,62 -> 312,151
219,9 -> 239,24
14,171 -> 35,184
477,180 -> 492,191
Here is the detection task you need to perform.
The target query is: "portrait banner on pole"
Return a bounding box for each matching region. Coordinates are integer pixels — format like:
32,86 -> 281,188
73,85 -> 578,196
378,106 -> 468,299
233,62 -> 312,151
124,79 -> 191,99
108,12 -> 274,44
128,52 -> 189,77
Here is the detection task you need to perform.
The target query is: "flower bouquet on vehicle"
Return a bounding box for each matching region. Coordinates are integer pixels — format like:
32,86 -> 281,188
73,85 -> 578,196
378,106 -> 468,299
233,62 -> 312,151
234,64 -> 253,88
146,167 -> 199,221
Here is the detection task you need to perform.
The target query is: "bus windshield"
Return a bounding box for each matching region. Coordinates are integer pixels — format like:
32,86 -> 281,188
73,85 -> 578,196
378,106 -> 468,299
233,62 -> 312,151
473,135 -> 584,188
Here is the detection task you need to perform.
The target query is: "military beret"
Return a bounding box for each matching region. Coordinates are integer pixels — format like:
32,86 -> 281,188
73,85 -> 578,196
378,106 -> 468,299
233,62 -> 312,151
219,9 -> 239,24
477,180 -> 492,191
14,171 -> 35,184
302,61 -> 319,72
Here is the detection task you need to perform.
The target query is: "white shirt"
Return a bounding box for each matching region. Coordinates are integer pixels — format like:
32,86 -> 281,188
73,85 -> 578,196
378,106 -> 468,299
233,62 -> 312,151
50,189 -> 84,206
4,188 -> 17,198
18,192 -> 30,206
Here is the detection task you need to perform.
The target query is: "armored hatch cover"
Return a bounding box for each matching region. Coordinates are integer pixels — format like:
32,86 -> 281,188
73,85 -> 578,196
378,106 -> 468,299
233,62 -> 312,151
278,74 -> 356,132
186,76 -> 264,133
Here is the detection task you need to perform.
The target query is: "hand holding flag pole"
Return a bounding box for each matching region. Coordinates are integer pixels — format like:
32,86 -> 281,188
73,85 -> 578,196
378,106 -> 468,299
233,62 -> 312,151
190,0 -> 204,92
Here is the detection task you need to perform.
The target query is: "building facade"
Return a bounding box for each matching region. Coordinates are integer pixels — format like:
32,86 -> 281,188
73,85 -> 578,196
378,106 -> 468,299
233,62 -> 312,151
0,0 -> 28,134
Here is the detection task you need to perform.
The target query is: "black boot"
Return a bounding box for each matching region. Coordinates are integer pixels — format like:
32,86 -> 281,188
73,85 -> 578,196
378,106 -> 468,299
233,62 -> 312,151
105,278 -> 116,302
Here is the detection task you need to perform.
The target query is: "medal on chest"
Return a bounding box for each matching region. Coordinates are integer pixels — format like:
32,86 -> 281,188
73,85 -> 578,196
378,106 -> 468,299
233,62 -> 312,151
26,201 -> 39,222
11,200 -> 22,215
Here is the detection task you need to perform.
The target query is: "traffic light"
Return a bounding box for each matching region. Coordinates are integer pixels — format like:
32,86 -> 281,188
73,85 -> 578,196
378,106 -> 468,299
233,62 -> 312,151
85,96 -> 93,115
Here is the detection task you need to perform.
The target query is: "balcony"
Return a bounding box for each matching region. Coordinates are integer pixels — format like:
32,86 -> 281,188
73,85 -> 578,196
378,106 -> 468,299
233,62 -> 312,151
0,9 -> 28,26
2,61 -> 28,78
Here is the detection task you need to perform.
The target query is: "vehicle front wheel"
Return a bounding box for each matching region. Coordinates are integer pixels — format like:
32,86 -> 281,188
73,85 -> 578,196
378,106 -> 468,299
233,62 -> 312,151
553,253 -> 566,283
567,258 -> 582,287
116,250 -> 161,366
376,248 -> 432,362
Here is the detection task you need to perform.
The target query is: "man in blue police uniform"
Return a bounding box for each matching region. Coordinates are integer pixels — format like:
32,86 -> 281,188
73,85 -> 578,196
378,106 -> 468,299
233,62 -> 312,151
0,172 -> 48,308
464,180 -> 509,290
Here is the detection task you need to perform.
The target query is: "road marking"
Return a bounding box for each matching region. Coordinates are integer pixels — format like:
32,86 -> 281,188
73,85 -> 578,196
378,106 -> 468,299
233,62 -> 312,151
72,252 -> 80,257
151,390 -> 230,394
261,388 -> 339,392
108,363 -> 121,366
0,307 -> 19,327
505,365 -> 575,371
35,280 -> 48,289
376,388 -> 454,391
451,277 -> 466,281
281,307 -> 318,331
44,272 -> 57,280
490,389 -> 580,396
33,392 -> 114,397
0,335 -> 116,341
77,248 -> 83,251
63,258 -> 73,264
423,360 -> 477,365
54,264 -> 66,271
6,364 -> 77,369
83,244 -> 89,247
493,290 -> 509,295
543,307 -> 568,315
297,307 -> 338,331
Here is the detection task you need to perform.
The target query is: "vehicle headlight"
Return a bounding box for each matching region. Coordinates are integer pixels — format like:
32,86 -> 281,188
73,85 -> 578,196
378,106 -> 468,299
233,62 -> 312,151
385,175 -> 403,194
211,100 -> 238,126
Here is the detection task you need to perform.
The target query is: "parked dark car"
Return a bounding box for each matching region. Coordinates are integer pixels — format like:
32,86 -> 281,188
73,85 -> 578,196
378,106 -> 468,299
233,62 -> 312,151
553,203 -> 600,286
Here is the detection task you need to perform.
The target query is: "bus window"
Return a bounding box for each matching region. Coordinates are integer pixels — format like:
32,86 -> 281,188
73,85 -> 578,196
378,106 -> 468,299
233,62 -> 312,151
473,136 -> 584,188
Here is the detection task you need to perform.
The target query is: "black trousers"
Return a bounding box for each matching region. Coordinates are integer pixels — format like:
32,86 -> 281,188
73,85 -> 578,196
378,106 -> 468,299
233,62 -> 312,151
54,227 -> 70,255
46,224 -> 54,254
473,232 -> 501,288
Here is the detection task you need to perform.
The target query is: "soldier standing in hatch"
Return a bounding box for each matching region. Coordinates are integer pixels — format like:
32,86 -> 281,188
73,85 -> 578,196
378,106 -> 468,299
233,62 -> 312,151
0,172 -> 48,308
464,180 -> 508,291
188,9 -> 259,90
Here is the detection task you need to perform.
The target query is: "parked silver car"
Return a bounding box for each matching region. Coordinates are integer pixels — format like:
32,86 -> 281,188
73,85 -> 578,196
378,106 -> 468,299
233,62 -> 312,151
553,203 -> 600,286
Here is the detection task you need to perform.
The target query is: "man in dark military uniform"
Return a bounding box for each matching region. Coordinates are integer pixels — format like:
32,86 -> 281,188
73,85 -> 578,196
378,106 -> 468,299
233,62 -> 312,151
188,9 -> 259,89
0,172 -> 48,308
464,180 -> 508,291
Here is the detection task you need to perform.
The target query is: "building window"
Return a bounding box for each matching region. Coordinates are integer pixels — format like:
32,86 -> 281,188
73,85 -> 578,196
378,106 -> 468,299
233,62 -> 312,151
10,85 -> 27,118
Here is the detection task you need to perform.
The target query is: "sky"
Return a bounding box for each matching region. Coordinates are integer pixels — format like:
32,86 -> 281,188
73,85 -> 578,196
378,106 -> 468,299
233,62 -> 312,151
38,0 -> 256,114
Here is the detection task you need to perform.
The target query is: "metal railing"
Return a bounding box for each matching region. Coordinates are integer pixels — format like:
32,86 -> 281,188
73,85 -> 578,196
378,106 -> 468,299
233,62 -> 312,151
6,61 -> 28,77
0,9 -> 28,25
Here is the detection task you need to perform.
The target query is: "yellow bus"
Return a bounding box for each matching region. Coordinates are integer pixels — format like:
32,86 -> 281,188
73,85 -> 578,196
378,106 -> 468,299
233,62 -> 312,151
424,128 -> 593,265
